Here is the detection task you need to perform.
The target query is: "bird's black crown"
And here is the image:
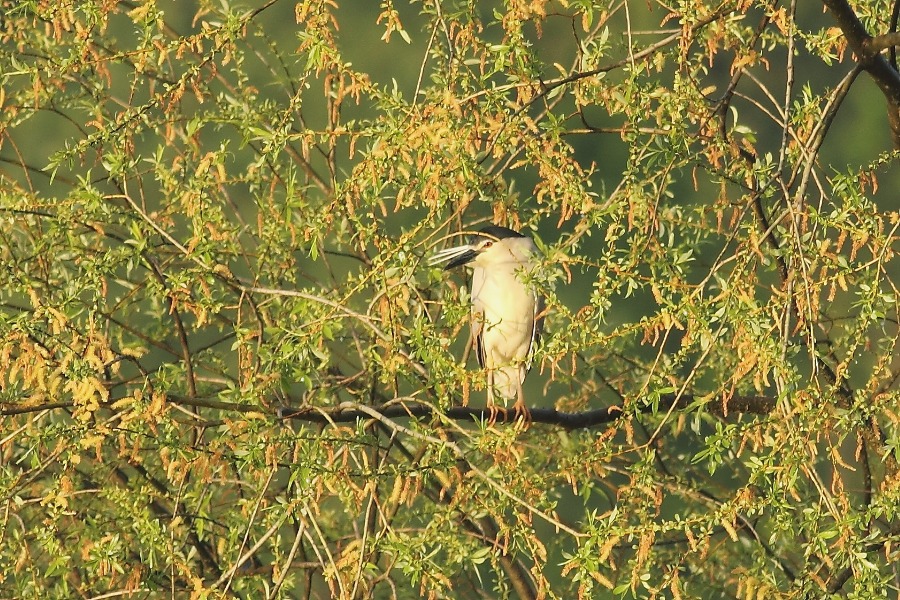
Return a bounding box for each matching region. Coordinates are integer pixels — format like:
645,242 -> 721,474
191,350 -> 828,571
473,225 -> 525,242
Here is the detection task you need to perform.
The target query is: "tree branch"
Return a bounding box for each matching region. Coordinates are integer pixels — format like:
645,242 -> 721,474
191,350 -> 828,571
821,0 -> 900,148
866,31 -> 900,54
1,393 -> 776,429
891,0 -> 900,69
276,394 -> 776,430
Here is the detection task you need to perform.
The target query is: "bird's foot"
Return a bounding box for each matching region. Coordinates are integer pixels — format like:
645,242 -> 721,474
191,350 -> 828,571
486,403 -> 505,427
512,400 -> 531,429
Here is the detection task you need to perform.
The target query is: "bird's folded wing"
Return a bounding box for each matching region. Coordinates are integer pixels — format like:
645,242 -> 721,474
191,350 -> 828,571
471,309 -> 486,369
526,291 -> 544,371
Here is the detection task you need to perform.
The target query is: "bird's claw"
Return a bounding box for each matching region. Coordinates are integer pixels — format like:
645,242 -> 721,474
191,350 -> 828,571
512,401 -> 531,428
486,403 -> 505,427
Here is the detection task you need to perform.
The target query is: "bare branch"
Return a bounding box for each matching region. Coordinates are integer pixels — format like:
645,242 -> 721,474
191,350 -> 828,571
821,0 -> 900,147
866,31 -> 900,54
276,394 -> 776,430
1,393 -> 776,429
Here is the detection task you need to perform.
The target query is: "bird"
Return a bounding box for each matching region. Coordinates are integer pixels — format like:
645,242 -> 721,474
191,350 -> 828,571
429,225 -> 544,420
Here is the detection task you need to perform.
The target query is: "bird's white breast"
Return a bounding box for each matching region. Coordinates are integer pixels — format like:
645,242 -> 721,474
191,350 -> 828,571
471,263 -> 536,367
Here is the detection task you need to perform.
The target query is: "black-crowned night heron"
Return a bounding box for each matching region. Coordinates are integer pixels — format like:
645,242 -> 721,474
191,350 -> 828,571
430,225 -> 544,418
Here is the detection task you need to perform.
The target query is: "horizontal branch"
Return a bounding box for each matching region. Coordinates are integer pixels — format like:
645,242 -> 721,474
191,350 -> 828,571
276,394 -> 776,430
0,394 -> 775,429
865,32 -> 900,54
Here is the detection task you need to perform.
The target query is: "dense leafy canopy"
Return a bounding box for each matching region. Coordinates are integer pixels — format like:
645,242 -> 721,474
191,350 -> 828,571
1,0 -> 899,598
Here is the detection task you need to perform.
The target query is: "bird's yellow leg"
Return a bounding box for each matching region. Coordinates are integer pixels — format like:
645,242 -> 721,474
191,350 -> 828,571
486,372 -> 503,427
512,377 -> 531,428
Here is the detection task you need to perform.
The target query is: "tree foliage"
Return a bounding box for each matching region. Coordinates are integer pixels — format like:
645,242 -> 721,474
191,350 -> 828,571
0,0 -> 899,598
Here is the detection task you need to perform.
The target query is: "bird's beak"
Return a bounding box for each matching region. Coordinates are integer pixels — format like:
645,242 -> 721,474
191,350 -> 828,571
428,244 -> 478,270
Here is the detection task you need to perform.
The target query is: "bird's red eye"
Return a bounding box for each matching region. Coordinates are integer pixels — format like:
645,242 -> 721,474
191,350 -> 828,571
482,241 -> 493,248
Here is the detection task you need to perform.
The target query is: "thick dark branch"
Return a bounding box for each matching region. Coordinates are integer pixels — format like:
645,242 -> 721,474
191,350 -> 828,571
867,31 -> 900,54
891,0 -> 900,69
276,394 -> 775,430
821,0 -> 900,148
1,393 -> 776,429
